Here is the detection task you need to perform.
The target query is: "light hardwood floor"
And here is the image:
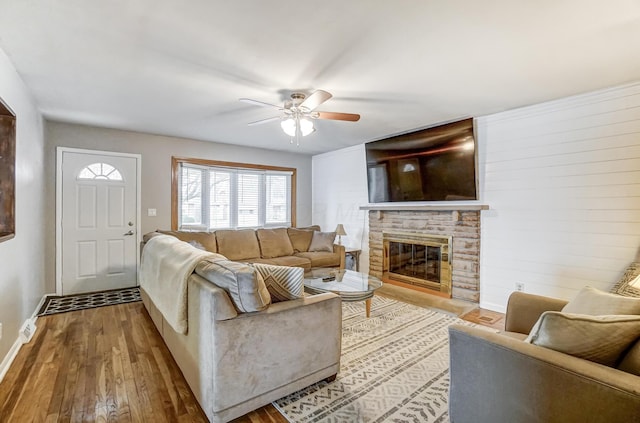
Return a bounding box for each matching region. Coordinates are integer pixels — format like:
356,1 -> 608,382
0,295 -> 502,422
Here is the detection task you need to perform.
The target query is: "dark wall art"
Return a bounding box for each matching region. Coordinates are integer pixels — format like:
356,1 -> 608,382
0,98 -> 16,243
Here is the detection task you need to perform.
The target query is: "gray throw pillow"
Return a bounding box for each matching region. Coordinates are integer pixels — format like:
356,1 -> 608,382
195,258 -> 271,313
525,311 -> 640,366
562,286 -> 640,315
308,231 -> 336,252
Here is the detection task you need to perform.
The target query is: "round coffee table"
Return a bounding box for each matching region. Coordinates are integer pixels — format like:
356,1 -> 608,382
304,268 -> 383,317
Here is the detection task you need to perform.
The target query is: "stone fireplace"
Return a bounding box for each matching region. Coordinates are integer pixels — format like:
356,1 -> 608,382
363,205 -> 486,302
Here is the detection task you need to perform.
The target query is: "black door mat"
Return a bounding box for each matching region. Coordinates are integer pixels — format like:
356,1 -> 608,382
38,287 -> 141,316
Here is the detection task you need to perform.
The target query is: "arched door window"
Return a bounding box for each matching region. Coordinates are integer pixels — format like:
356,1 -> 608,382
78,163 -> 123,181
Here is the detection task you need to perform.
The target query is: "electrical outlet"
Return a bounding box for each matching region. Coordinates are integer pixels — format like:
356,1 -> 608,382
147,208 -> 157,217
515,282 -> 525,292
20,319 -> 36,344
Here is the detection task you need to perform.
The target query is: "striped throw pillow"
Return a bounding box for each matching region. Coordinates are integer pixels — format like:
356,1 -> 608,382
251,263 -> 304,302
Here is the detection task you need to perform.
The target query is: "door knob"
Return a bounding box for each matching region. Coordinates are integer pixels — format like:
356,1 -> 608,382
124,230 -> 134,236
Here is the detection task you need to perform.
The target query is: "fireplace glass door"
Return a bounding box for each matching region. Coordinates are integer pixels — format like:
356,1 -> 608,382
388,241 -> 441,283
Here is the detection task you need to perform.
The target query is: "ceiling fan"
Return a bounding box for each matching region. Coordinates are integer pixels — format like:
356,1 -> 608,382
239,90 -> 360,145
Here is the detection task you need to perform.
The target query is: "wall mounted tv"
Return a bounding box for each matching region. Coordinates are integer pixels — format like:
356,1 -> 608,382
365,118 -> 477,203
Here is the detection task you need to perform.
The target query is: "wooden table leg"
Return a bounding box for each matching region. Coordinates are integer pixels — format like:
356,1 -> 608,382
365,298 -> 371,318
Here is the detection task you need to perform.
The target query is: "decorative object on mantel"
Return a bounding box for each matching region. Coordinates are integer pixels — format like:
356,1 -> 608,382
335,223 -> 347,245
273,296 -> 479,422
612,262 -> 640,298
239,90 -> 360,146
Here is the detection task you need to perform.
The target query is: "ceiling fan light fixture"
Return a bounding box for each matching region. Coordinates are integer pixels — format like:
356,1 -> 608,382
299,117 -> 314,136
280,117 -> 314,137
281,118 -> 296,137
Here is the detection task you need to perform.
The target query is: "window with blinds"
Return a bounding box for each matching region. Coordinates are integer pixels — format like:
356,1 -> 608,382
175,159 -> 294,231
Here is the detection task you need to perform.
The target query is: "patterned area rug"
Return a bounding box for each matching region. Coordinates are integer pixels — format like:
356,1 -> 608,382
38,287 -> 141,316
273,296 -> 473,423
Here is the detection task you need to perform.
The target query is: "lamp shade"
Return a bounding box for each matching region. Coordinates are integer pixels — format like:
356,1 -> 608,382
335,224 -> 347,236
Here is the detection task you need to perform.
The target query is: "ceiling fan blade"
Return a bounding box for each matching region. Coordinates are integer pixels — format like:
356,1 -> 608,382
247,116 -> 281,126
315,111 -> 361,122
300,90 -> 332,111
239,98 -> 283,110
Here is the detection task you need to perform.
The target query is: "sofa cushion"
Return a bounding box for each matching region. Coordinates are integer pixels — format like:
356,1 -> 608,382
195,258 -> 271,313
249,255 -> 312,271
618,339 -> 640,376
287,227 -> 315,253
525,311 -> 640,366
215,229 -> 261,261
308,231 -> 336,252
256,228 -> 294,258
295,251 -> 340,268
562,286 -> 640,315
251,263 -> 304,302
157,230 -> 217,253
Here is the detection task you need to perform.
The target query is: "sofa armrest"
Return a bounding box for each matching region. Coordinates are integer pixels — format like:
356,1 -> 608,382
210,292 -> 342,414
449,325 -> 640,423
333,244 -> 345,269
504,291 -> 568,334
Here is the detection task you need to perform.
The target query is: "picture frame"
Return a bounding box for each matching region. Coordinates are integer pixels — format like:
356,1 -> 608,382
0,97 -> 16,243
612,262 -> 640,298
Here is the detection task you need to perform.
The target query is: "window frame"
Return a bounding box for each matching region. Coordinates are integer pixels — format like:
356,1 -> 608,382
171,157 -> 297,230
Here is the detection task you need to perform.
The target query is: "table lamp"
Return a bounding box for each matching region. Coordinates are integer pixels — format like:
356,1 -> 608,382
335,224 -> 347,245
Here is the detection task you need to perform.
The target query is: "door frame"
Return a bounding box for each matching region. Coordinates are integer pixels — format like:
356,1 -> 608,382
56,147 -> 142,295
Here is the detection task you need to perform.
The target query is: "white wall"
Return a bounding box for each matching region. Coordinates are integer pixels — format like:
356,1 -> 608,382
313,82 -> 640,313
44,121 -> 314,293
479,82 -> 640,311
0,49 -> 45,363
312,144 -> 370,271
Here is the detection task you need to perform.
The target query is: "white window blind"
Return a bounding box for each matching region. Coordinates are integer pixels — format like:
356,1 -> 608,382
178,163 -> 292,231
180,166 -> 203,227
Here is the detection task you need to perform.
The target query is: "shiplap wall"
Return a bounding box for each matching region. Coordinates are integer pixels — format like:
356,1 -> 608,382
479,82 -> 640,311
312,144 -> 370,272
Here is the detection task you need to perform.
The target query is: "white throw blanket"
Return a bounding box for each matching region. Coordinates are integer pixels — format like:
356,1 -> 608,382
139,235 -> 219,334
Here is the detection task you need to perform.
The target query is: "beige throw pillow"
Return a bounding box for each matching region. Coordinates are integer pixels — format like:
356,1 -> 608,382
287,227 -> 315,252
525,311 -> 640,366
256,228 -> 294,258
157,230 -> 217,253
562,286 -> 640,315
195,258 -> 271,313
251,263 -> 304,302
308,231 -> 336,252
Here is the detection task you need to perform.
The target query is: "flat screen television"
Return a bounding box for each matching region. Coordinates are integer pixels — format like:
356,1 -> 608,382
365,118 -> 477,203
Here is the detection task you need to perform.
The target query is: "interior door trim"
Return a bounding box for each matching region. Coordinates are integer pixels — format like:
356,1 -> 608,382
56,147 -> 142,295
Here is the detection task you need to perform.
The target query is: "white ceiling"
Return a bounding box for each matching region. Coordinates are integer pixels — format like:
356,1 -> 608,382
1,1 -> 639,155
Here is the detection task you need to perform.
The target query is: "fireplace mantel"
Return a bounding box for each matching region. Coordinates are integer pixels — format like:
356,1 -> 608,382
359,204 -> 489,212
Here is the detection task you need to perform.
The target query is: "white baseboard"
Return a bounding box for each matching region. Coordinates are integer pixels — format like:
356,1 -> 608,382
0,292 -> 55,383
0,336 -> 22,383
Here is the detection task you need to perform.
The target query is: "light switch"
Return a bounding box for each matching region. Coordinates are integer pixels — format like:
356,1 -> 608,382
148,208 -> 157,217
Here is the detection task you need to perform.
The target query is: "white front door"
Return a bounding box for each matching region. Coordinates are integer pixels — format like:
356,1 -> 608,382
59,149 -> 140,295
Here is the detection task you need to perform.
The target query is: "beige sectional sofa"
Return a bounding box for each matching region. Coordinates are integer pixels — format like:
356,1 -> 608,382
448,291 -> 640,423
154,225 -> 345,271
142,273 -> 341,423
139,227 -> 345,422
